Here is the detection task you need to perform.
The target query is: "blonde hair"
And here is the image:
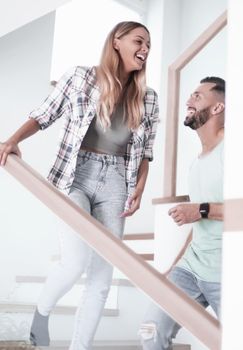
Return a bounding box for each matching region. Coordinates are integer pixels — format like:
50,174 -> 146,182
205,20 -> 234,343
96,21 -> 150,130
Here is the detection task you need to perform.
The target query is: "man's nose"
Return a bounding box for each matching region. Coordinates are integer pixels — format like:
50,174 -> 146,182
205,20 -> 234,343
186,96 -> 193,106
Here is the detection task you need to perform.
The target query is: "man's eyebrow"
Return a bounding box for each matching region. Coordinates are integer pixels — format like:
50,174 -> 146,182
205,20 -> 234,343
191,91 -> 202,97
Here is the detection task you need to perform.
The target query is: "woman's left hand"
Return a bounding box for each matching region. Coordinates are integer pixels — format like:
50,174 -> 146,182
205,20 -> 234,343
120,188 -> 143,217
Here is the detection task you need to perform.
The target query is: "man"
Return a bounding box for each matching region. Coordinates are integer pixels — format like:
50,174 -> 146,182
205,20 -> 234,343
139,77 -> 225,350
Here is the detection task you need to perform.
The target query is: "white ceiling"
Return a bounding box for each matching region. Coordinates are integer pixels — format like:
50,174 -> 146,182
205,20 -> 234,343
0,0 -> 70,38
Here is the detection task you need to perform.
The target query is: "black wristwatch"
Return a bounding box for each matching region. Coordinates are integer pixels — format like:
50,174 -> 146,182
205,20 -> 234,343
199,203 -> 210,218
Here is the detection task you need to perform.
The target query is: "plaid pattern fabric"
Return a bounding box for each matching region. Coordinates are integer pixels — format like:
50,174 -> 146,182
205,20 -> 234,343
29,66 -> 159,209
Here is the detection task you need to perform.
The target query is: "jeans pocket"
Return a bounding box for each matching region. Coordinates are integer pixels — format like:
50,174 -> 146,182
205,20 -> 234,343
76,156 -> 89,168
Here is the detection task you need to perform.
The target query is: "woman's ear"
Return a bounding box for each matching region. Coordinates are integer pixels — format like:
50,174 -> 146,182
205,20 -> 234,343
113,38 -> 120,51
212,102 -> 225,115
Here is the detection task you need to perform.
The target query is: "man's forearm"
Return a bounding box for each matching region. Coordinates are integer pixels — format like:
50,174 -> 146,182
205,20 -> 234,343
208,203 -> 223,221
169,202 -> 224,225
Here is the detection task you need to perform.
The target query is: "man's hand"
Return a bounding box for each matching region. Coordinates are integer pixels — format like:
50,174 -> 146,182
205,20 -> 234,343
0,141 -> 21,166
168,203 -> 201,226
120,188 -> 143,218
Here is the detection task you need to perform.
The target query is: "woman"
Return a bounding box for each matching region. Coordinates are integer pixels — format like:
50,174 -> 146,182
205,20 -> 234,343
0,21 -> 159,350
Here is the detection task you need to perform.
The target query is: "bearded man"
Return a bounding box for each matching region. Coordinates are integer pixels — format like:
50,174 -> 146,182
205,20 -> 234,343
139,77 -> 225,350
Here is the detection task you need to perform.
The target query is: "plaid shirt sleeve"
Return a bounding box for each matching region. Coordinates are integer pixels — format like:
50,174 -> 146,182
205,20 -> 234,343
143,89 -> 160,161
28,66 -> 76,130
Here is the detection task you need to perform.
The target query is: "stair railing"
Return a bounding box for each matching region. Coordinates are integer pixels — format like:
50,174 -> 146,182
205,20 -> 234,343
3,154 -> 220,349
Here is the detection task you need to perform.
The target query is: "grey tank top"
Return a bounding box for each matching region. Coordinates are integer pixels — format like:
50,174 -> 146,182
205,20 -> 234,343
81,104 -> 132,156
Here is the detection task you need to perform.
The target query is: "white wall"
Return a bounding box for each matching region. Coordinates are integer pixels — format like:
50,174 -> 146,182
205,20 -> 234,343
0,11 -> 60,300
221,0 -> 243,349
0,0 -> 69,38
176,0 -> 227,195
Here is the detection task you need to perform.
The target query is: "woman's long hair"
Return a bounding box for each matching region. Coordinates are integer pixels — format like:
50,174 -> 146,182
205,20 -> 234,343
96,21 -> 150,130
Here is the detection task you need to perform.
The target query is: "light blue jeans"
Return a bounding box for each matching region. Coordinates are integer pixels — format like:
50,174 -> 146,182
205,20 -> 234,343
139,266 -> 221,350
37,150 -> 127,350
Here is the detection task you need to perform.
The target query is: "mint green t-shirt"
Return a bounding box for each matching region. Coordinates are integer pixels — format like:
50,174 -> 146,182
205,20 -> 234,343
177,141 -> 224,282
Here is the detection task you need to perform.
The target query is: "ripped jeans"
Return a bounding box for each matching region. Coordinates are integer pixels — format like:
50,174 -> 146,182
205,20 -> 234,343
139,266 -> 221,350
37,150 -> 127,350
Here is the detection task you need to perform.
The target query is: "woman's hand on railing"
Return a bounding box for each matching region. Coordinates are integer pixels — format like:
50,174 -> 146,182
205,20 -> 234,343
0,141 -> 21,166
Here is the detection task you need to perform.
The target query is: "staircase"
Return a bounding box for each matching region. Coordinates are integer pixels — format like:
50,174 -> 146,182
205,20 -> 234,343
0,234 -> 152,343
0,341 -> 190,349
0,233 -> 190,349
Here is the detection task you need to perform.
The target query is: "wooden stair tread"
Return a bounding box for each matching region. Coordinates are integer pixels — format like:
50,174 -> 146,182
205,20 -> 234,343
15,275 -> 133,287
123,233 -> 154,240
0,341 -> 190,349
51,253 -> 154,262
0,302 -> 118,316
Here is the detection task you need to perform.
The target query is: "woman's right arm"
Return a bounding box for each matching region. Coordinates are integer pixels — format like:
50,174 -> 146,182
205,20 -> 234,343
0,118 -> 40,166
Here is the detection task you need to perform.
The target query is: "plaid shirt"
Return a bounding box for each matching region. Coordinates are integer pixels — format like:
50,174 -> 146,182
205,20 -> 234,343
29,66 -> 159,210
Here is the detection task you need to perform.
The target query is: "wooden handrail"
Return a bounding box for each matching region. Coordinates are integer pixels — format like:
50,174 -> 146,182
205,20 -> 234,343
152,195 -> 190,205
163,10 -> 227,197
171,11 -> 227,71
2,155 -> 221,349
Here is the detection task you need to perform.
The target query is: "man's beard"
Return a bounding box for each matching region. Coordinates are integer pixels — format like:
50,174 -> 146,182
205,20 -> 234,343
184,108 -> 210,130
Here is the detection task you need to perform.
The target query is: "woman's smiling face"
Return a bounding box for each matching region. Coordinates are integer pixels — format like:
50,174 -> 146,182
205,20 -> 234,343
114,27 -> 150,75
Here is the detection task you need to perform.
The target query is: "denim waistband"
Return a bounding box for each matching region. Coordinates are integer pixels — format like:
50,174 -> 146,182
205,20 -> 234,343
78,149 -> 125,165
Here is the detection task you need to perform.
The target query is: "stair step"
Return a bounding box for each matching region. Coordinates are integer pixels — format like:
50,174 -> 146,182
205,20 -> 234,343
138,254 -> 154,261
51,341 -> 191,350
8,278 -> 118,309
15,275 -> 133,287
0,341 -> 190,349
0,302 -> 118,316
123,233 -> 154,240
51,253 -> 154,262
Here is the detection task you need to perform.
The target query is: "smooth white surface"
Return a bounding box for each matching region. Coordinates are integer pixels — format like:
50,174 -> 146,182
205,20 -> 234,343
224,0 -> 243,199
0,0 -> 69,38
176,0 -> 227,195
154,203 -> 191,273
50,0 -> 141,80
221,232 -> 243,350
221,1 -> 243,349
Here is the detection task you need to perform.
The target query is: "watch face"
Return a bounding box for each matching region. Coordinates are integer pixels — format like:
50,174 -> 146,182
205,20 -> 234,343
199,203 -> 209,218
200,209 -> 207,214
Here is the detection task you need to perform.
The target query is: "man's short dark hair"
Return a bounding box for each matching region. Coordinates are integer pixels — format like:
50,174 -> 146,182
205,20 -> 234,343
200,76 -> 225,95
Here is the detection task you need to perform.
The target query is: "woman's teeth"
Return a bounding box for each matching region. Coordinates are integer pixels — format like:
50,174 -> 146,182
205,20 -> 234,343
136,54 -> 145,61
